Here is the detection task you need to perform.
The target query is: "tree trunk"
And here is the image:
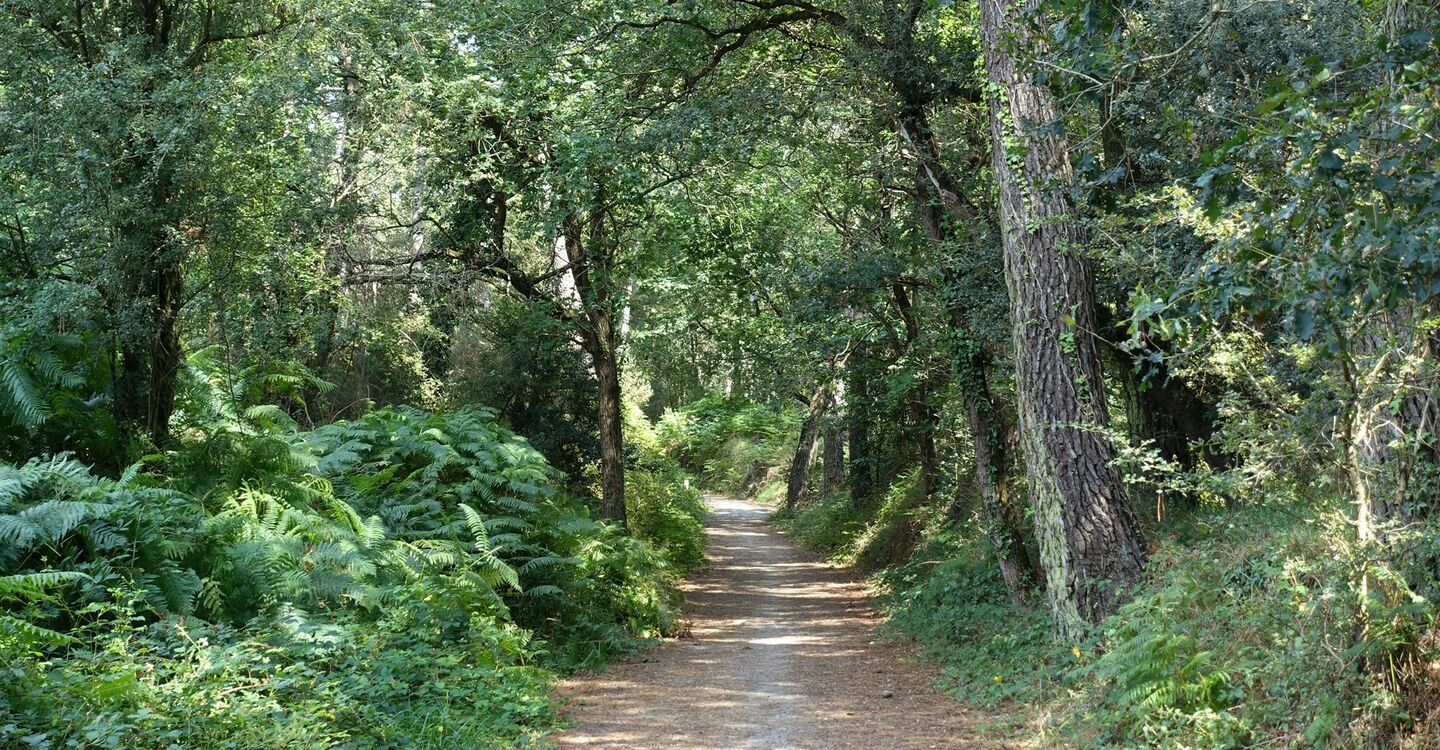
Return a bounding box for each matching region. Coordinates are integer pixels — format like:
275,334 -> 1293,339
110,131 -> 183,450
591,325 -> 628,526
112,249 -> 184,449
960,361 -> 1035,605
786,382 -> 834,513
1098,313 -> 1225,517
823,422 -> 845,499
898,106 -> 1036,603
568,210 -> 628,527
847,359 -> 875,504
979,0 -> 1146,635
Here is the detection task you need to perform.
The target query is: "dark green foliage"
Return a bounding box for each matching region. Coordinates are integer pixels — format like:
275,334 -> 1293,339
0,405 -> 687,747
450,300 -> 602,484
4,0 -> 1439,744
0,282 -> 118,464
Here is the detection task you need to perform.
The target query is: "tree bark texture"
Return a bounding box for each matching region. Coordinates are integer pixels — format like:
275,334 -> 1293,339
979,0 -> 1146,634
899,106 -> 1036,603
787,381 -> 834,513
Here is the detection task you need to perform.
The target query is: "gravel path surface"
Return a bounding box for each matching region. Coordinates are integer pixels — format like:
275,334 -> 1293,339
553,495 -> 1016,750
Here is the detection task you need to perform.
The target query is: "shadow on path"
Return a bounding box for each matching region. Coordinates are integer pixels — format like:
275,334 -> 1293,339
553,495 -> 1017,749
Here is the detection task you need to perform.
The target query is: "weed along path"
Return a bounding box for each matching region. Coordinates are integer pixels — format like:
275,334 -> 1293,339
554,495 -> 1014,750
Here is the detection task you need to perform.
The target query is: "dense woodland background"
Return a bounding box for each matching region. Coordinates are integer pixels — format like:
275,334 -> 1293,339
2,0 -> 1440,746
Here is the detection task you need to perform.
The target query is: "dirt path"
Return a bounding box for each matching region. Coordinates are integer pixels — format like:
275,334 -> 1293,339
553,495 -> 1016,750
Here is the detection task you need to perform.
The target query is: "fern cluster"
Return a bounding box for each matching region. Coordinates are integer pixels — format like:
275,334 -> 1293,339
0,404 -> 690,748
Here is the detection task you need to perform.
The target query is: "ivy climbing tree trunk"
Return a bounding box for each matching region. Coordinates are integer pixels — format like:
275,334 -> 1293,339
898,104 -> 1036,603
786,381 -> 834,514
961,348 -> 1031,604
979,0 -> 1146,635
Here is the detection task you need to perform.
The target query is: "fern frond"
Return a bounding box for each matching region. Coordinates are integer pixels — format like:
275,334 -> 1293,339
0,358 -> 50,428
0,613 -> 73,647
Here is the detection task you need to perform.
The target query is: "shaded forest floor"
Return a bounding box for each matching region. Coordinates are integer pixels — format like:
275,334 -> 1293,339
554,495 -> 1022,749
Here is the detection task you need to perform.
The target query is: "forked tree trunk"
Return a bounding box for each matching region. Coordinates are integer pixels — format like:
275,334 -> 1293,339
979,0 -> 1146,635
786,382 -> 834,513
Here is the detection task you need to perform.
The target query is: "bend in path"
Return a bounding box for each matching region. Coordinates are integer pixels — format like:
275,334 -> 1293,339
554,494 -> 1016,750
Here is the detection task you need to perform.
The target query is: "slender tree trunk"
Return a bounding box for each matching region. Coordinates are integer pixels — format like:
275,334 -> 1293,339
847,359 -> 874,504
979,0 -> 1147,635
787,382 -> 834,513
590,324 -> 627,526
899,106 -> 1036,602
568,210 -> 627,527
911,395 -> 941,498
961,365 -> 1035,605
823,412 -> 845,499
310,50 -> 364,419
889,279 -> 944,498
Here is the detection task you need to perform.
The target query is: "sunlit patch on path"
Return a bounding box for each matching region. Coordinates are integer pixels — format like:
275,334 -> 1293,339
553,495 -> 1018,750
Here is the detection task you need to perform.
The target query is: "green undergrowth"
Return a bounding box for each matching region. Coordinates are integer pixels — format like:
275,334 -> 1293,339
784,488 -> 1440,748
775,471 -> 929,570
1,405 -> 704,749
655,395 -> 798,498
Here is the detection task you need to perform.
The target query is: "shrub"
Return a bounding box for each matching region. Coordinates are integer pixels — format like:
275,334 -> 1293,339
626,468 -> 707,572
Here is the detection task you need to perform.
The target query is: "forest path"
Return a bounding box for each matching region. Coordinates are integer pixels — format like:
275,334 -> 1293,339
553,495 -> 1017,749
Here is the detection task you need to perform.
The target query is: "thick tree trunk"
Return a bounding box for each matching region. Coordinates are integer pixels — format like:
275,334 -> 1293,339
1116,357 -> 1216,505
979,0 -> 1146,635
786,382 -> 834,513
1343,310 -> 1440,530
1099,314 -> 1224,517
